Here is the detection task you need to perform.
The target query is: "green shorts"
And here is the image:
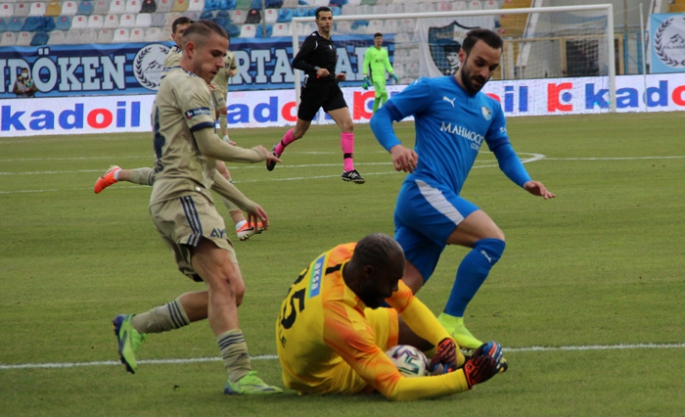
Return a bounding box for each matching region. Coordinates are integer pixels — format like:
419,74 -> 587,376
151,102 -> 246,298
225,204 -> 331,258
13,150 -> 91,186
150,193 -> 238,281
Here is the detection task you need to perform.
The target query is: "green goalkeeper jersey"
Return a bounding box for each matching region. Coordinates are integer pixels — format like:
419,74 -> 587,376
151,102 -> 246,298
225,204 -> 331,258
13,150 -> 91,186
363,46 -> 394,80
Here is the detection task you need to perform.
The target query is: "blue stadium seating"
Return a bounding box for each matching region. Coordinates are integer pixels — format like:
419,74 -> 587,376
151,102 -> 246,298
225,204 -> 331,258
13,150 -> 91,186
55,16 -> 71,31
255,23 -> 272,38
0,18 -> 6,33
216,10 -> 231,19
276,8 -> 291,22
330,6 -> 340,15
200,10 -> 214,19
22,16 -> 43,32
225,23 -> 240,37
31,32 -> 50,46
219,0 -> 236,10
204,0 -> 219,10
77,1 -> 94,15
266,0 -> 283,8
8,17 -> 24,32
292,7 -> 308,17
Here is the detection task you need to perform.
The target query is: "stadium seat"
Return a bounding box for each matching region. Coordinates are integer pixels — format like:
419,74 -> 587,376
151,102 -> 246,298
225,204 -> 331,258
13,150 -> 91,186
80,28 -> 98,42
0,32 -> 17,47
156,0 -> 173,11
64,29 -> 82,44
103,14 -> 118,28
188,0 -> 204,11
292,7 -> 308,17
55,16 -> 72,30
239,23 -> 256,37
276,8 -> 291,22
451,1 -> 466,11
78,1 -> 94,15
144,27 -> 163,41
0,4 -> 13,18
265,0 -> 282,7
365,19 -> 383,34
272,22 -> 289,36
225,23 -> 240,37
118,13 -> 135,27
171,0 -> 189,12
71,15 -> 88,29
164,12 -> 182,27
61,1 -> 79,15
45,1 -> 62,16
48,29 -> 66,44
255,23 -> 272,37
87,15 -> 103,28
22,16 -> 43,31
298,21 -> 316,35
29,2 -> 46,16
382,19 -> 397,33
125,0 -> 140,13
0,18 -> 7,32
245,8 -> 261,23
150,12 -> 166,26
112,28 -> 129,42
437,1 -> 451,11
14,3 -> 30,17
386,3 -> 403,13
371,4 -> 387,14
16,31 -> 33,46
141,0 -> 156,12
264,8 -> 277,23
220,0 -> 237,11
96,28 -> 113,42
467,0 -> 481,9
330,6 -> 341,15
204,0 -> 218,9
136,13 -> 151,27
282,0 -> 297,7
216,9 -> 230,18
483,0 -> 497,9
249,0 -> 261,9
31,31 -> 50,45
186,10 -> 199,19
350,20 -> 368,34
8,17 -> 24,31
93,0 -> 110,14
333,20 -> 350,33
108,0 -> 125,12
229,10 -> 246,23
129,28 -> 144,41
200,10 -> 213,18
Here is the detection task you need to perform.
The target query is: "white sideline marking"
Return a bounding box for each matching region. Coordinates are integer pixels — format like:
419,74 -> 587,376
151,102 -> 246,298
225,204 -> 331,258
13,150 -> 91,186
2,343 -> 683,370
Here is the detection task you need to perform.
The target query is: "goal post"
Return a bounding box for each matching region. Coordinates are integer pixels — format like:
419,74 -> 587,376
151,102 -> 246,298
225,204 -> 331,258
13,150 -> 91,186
291,4 -> 616,113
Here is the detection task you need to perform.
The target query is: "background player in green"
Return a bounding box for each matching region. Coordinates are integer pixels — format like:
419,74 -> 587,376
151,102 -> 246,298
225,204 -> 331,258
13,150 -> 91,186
362,33 -> 398,113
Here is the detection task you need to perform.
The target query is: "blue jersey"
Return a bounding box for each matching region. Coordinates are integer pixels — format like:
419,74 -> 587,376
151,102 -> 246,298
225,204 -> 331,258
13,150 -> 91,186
374,76 -> 521,194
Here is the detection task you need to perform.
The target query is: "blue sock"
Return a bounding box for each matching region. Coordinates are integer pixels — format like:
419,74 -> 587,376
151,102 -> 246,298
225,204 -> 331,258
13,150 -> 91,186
444,238 -> 506,317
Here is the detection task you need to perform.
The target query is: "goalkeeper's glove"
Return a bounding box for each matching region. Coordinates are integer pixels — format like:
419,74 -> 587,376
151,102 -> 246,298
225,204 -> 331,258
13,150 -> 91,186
463,341 -> 505,389
429,338 -> 458,372
362,76 -> 370,90
390,73 -> 399,83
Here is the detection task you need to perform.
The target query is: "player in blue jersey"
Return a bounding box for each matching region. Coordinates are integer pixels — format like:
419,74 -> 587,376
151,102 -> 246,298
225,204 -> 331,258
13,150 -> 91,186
370,29 -> 555,350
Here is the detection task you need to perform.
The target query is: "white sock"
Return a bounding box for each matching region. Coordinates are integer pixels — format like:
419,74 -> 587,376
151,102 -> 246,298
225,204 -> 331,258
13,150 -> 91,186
235,220 -> 247,231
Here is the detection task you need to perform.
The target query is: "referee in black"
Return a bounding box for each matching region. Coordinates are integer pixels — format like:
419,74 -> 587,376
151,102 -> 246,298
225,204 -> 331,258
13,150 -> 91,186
267,7 -> 365,184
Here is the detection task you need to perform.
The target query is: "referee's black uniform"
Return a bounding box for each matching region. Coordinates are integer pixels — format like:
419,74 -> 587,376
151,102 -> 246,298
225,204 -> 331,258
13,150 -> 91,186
293,31 -> 348,121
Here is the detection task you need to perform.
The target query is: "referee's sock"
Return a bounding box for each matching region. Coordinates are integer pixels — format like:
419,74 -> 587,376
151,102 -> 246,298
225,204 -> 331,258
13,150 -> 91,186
275,129 -> 296,156
341,132 -> 355,172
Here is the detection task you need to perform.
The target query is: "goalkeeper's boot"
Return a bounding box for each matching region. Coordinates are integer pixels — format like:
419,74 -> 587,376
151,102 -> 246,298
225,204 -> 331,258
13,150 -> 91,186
112,314 -> 146,374
223,371 -> 283,395
438,313 -> 483,352
94,165 -> 121,194
266,143 -> 280,172
236,221 -> 266,241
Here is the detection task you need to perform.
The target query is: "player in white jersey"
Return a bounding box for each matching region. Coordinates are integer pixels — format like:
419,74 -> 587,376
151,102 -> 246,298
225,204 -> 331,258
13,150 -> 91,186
111,20 -> 282,395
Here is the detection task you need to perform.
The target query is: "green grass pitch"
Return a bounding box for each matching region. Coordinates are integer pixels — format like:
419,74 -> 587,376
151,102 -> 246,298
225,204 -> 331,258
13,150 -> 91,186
1,112 -> 684,416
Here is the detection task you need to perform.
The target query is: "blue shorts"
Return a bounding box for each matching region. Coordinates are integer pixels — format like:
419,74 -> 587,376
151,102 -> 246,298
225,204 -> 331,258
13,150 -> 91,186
394,178 -> 479,283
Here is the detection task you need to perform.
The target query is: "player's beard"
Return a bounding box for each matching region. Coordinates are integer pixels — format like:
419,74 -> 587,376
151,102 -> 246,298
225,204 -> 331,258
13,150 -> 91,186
460,56 -> 488,93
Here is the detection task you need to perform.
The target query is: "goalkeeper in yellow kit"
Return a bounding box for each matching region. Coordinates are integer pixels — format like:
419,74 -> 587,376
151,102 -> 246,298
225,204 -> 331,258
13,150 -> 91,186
276,233 -> 507,401
362,33 -> 398,113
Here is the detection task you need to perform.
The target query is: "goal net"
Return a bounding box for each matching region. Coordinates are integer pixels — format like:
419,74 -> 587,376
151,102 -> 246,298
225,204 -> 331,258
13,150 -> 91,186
291,4 -> 616,112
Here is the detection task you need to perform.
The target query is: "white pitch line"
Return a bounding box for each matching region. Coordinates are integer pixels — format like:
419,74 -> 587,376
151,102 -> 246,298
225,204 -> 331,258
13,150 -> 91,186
2,343 -> 683,371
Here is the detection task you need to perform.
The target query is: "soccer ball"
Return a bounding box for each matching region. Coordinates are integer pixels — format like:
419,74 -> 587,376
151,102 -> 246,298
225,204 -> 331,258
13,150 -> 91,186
385,344 -> 429,377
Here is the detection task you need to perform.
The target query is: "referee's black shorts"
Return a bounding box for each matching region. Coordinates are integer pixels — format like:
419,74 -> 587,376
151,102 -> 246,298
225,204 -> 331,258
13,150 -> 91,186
298,81 -> 348,121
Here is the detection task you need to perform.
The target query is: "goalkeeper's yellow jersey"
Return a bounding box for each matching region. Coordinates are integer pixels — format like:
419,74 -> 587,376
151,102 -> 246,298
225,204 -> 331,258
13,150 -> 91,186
275,243 -> 471,401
